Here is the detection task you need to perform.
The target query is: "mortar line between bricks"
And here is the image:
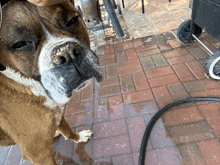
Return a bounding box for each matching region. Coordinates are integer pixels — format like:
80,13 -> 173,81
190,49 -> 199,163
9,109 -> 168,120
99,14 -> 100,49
195,102 -> 219,139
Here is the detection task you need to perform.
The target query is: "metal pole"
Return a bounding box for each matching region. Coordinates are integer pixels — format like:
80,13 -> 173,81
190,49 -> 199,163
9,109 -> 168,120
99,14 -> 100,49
104,0 -> 124,37
192,34 -> 213,55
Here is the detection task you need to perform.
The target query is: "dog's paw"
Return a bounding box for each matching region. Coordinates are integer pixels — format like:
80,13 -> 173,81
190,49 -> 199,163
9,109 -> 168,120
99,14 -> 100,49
76,130 -> 93,143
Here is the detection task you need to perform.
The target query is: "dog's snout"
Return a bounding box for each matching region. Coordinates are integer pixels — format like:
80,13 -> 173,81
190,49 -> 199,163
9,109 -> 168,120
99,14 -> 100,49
52,43 -> 84,66
73,45 -> 83,57
52,52 -> 70,65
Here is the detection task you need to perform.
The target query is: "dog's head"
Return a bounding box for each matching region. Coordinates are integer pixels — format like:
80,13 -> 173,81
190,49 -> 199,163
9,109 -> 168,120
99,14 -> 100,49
0,0 -> 102,104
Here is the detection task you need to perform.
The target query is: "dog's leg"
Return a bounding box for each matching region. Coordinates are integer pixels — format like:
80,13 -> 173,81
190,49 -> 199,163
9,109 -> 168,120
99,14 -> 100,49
57,116 -> 93,143
0,103 -> 58,165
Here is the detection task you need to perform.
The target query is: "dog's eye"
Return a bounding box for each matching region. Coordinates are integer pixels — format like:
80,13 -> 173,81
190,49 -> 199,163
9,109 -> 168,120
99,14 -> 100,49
12,41 -> 32,49
65,16 -> 79,27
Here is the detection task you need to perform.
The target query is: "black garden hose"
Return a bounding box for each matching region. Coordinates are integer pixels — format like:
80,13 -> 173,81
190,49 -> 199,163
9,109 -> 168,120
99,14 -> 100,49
138,97 -> 220,165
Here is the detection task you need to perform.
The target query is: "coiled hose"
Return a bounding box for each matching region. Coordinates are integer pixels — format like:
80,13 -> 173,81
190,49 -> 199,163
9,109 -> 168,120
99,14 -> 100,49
138,97 -> 220,165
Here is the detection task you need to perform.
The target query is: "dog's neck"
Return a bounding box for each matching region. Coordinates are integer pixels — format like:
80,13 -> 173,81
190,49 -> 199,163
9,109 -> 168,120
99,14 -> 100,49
0,66 -> 59,109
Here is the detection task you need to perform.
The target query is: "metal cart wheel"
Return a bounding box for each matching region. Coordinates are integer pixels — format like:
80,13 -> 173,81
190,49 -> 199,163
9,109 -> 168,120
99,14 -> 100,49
206,50 -> 220,80
177,19 -> 202,43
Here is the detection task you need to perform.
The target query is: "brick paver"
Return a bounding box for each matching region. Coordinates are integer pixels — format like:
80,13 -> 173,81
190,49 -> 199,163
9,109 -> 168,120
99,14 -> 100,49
2,1 -> 220,165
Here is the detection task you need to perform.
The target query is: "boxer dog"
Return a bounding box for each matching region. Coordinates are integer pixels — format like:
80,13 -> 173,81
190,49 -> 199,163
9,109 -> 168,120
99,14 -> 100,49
0,0 -> 102,164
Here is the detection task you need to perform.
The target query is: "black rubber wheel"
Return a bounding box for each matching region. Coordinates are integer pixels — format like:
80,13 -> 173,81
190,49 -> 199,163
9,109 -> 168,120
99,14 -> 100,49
206,50 -> 220,80
177,19 -> 202,43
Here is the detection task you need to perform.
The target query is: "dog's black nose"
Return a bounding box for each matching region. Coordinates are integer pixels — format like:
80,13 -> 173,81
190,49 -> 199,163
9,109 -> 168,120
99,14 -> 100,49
52,43 -> 83,66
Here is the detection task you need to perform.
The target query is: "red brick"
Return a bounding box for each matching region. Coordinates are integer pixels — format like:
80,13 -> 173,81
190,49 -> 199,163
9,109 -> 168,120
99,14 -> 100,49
167,54 -> 196,65
123,40 -> 134,50
115,51 -> 127,63
198,104 -> 220,137
151,54 -> 169,68
167,83 -> 190,100
198,104 -> 220,119
145,66 -> 174,78
127,116 -> 147,152
96,46 -> 105,56
93,119 -> 128,139
184,79 -> 220,93
106,64 -> 118,78
99,54 -> 115,61
164,32 -> 176,40
163,47 -> 190,59
172,63 -> 196,82
66,100 -> 93,115
148,74 -> 180,88
136,44 -> 158,53
108,95 -> 125,120
149,127 -> 174,149
92,135 -> 131,158
123,89 -> 154,104
163,106 -> 204,126
69,91 -> 81,103
206,118 -> 220,138
157,42 -> 172,51
166,121 -> 215,145
124,101 -> 158,118
99,58 -> 116,66
140,56 -> 155,71
186,61 -> 206,79
138,48 -> 161,57
114,42 -> 123,48
133,147 -> 181,165
197,140 -> 220,165
125,49 -> 138,60
94,98 -> 109,123
118,64 -> 143,76
118,59 -> 140,68
152,86 -> 173,108
112,154 -> 134,165
133,38 -> 144,48
133,151 -> 157,165
177,143 -> 206,165
65,111 -> 93,127
187,46 -> 209,60
191,88 -> 220,97
100,66 -> 106,79
105,44 -> 114,54
96,77 -> 119,89
81,83 -> 94,101
132,72 -> 150,90
97,85 -> 121,97
120,74 -> 135,93
201,43 -> 218,55
168,39 -> 183,48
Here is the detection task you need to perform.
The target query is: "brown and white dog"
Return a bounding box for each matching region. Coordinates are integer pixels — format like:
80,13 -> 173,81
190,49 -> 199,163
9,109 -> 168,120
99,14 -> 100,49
0,0 -> 102,164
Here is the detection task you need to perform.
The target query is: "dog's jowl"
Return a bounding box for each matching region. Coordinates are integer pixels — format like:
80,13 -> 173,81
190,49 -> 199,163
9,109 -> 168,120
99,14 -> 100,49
0,0 -> 102,164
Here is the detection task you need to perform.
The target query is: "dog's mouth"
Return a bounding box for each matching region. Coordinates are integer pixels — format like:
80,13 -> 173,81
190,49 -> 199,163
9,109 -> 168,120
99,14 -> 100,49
66,79 -> 92,97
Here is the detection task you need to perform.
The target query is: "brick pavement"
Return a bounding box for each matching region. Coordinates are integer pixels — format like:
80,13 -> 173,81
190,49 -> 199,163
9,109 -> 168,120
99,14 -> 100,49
2,0 -> 220,165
